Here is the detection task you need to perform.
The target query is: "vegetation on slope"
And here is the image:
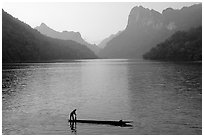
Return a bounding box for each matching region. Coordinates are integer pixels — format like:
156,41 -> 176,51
143,26 -> 202,61
2,10 -> 97,63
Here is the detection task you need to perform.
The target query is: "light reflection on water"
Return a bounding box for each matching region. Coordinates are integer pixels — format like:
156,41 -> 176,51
2,59 -> 202,134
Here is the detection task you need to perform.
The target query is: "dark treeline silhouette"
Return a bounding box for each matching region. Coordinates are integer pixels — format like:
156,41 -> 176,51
143,26 -> 202,61
2,10 -> 97,63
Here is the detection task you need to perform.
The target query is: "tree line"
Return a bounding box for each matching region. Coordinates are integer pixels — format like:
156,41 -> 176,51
143,26 -> 202,61
2,10 -> 97,63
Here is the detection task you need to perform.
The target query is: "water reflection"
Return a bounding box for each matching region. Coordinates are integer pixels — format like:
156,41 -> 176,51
78,60 -> 131,120
69,121 -> 77,134
2,60 -> 202,135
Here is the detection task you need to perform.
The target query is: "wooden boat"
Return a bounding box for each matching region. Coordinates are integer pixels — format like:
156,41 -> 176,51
68,119 -> 133,127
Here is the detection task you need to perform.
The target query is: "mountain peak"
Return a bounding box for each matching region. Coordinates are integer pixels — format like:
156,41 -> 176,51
132,5 -> 146,10
35,23 -> 53,31
34,23 -> 100,54
129,5 -> 148,15
40,22 -> 47,27
100,3 -> 202,59
162,7 -> 174,14
130,5 -> 161,17
2,10 -> 97,62
127,5 -> 162,29
61,31 -> 82,38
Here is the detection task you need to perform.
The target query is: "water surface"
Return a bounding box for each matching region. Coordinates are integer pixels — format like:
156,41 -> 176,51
2,59 -> 202,134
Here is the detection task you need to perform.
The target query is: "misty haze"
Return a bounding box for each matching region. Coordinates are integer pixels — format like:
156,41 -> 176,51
2,2 -> 202,135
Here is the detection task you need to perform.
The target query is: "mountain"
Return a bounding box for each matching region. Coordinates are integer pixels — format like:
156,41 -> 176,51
99,4 -> 202,59
143,26 -> 202,61
2,10 -> 97,63
35,23 -> 100,54
98,31 -> 122,49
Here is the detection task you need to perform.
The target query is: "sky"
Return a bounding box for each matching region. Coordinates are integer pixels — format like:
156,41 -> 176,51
3,2 -> 199,44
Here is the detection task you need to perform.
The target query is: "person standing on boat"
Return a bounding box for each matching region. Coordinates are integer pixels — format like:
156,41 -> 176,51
70,109 -> 77,121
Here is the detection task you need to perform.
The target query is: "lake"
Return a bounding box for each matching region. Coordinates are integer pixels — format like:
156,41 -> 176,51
2,59 -> 202,135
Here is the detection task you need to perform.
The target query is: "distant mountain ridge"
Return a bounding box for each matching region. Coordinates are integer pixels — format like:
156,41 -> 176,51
100,4 -> 202,59
2,10 -> 97,63
98,31 -> 122,49
35,23 -> 100,54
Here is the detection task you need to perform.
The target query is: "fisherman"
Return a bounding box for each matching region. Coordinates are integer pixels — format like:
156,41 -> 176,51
70,109 -> 77,121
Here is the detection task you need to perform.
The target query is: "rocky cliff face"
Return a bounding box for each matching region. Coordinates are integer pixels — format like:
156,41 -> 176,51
127,6 -> 162,30
100,4 -> 202,58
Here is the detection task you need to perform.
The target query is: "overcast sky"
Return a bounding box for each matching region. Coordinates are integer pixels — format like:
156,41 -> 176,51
3,2 -> 199,44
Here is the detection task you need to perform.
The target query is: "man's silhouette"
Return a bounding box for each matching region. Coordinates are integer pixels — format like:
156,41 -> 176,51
70,109 -> 77,121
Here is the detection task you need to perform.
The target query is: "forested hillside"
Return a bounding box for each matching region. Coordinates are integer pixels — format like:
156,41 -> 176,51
2,10 -> 97,63
143,26 -> 202,61
99,4 -> 202,59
